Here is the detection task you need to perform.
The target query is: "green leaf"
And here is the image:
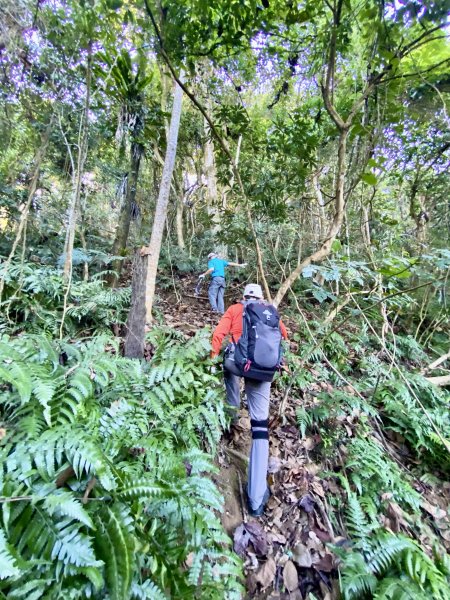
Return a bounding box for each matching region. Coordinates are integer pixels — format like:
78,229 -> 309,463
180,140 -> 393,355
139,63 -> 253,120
94,505 -> 134,600
0,527 -> 21,579
44,491 -> 94,529
331,239 -> 342,253
361,172 -> 377,186
0,363 -> 32,403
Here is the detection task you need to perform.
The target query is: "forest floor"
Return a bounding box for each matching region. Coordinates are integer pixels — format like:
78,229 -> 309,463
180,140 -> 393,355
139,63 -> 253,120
153,274 -> 450,600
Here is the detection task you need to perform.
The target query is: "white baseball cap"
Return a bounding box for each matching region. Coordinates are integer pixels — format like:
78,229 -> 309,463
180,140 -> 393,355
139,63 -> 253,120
243,283 -> 263,299
208,252 -> 218,259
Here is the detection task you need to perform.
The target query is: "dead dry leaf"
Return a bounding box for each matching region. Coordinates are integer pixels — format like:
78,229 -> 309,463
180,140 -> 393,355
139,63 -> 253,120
233,524 -> 250,556
255,556 -> 276,590
304,463 -> 322,476
283,560 -> 298,592
311,479 -> 325,498
292,544 -> 312,568
299,494 -> 315,513
246,521 -> 269,555
313,553 -> 334,572
268,531 -> 287,545
422,500 -> 447,520
268,456 -> 283,473
233,522 -> 268,556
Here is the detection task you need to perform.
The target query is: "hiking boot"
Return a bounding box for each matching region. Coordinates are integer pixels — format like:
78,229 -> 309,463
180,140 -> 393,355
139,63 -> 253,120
248,487 -> 271,517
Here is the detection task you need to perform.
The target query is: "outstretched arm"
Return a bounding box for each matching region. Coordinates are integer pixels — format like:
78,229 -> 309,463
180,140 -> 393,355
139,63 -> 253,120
227,261 -> 247,268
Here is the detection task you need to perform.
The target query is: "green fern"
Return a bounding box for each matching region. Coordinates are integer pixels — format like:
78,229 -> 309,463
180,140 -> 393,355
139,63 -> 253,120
296,406 -> 313,438
0,328 -> 242,599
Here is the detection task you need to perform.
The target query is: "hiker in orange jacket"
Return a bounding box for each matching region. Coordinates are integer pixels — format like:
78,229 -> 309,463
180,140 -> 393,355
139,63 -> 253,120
212,283 -> 288,517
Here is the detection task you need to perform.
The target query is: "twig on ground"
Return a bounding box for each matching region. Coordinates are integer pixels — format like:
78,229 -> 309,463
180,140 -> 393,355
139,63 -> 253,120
82,477 -> 97,504
312,493 -> 336,543
237,470 -> 247,523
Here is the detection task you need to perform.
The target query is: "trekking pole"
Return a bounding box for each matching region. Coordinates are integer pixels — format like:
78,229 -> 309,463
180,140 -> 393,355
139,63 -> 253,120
194,276 -> 204,297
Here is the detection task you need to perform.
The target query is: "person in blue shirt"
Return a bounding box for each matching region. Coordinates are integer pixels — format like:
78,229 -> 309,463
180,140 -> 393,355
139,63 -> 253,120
199,252 -> 247,314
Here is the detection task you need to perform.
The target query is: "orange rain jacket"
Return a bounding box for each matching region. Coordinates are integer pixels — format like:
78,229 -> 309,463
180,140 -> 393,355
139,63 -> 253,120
211,302 -> 288,357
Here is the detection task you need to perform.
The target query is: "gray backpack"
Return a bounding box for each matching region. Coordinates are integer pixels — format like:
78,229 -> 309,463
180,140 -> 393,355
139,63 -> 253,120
230,301 -> 283,382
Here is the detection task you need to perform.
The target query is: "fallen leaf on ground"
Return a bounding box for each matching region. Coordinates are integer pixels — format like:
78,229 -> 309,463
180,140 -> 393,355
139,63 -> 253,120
299,494 -> 315,513
233,521 -> 268,556
422,500 -> 447,520
268,456 -> 283,473
311,479 -> 325,498
313,552 -> 334,572
313,527 -> 332,543
304,463 -> 322,476
255,556 -> 276,590
308,530 -> 325,553
268,530 -> 287,544
267,495 -> 281,510
246,572 -> 258,596
283,560 -> 299,592
234,524 -> 250,556
292,544 -> 312,568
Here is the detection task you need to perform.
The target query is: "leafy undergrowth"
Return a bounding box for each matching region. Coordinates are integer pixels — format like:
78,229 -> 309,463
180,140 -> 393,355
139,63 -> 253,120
0,328 -> 242,599
159,276 -> 450,600
1,264 -> 449,599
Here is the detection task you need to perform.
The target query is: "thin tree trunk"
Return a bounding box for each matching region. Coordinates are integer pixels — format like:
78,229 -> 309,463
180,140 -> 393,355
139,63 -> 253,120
0,115 -> 54,301
142,72 -> 185,322
124,250 -> 148,358
143,15 -> 272,300
312,169 -> 326,240
175,190 -> 185,249
80,191 -> 89,281
63,42 -> 92,281
361,202 -> 372,248
109,142 -> 142,286
414,194 -> 429,245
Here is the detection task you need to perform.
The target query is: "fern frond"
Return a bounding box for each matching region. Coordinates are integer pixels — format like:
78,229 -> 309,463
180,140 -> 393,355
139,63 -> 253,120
340,551 -> 378,599
94,504 -> 134,600
44,490 -> 94,528
0,527 -> 21,579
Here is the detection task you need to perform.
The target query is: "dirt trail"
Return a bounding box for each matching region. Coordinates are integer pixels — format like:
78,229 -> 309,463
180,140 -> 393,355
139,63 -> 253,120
156,276 -> 339,599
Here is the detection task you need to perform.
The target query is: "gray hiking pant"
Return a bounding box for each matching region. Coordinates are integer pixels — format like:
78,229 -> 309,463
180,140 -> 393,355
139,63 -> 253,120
208,276 -> 225,314
224,367 -> 271,511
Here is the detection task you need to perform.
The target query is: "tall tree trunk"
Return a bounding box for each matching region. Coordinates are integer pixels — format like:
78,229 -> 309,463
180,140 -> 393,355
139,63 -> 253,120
175,190 -> 185,249
146,41 -> 272,300
204,97 -> 221,237
413,194 -> 429,246
0,115 -> 54,301
109,141 -> 143,286
311,169 -> 326,241
124,250 -> 148,358
142,72 -> 184,323
361,202 -> 372,248
63,42 -> 92,281
80,190 -> 89,281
